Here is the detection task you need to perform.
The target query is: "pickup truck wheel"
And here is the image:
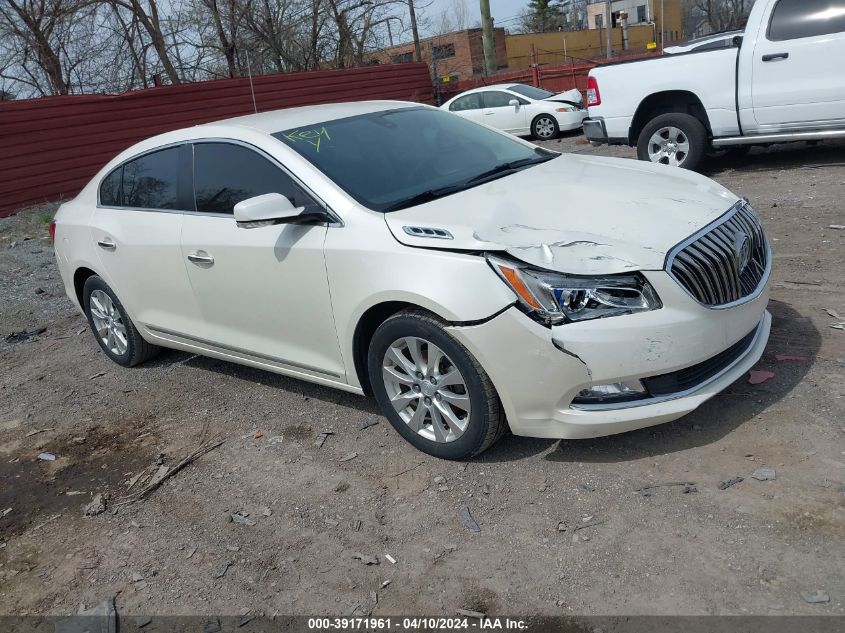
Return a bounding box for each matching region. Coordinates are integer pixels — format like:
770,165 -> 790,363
637,113 -> 706,170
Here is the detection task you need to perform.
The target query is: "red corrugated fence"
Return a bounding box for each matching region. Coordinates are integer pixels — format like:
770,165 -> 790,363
0,63 -> 435,216
439,50 -> 660,101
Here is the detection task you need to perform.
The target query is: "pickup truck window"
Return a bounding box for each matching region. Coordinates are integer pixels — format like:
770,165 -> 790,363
769,0 -> 845,41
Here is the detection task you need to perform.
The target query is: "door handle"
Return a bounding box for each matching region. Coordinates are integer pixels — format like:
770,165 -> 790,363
187,252 -> 214,266
97,239 -> 116,250
762,52 -> 789,61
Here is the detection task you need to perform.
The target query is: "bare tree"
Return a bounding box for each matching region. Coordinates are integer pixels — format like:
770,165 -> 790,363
99,0 -> 182,84
690,0 -> 753,32
197,0 -> 252,77
0,0 -> 415,97
0,0 -> 77,94
432,0 -> 468,34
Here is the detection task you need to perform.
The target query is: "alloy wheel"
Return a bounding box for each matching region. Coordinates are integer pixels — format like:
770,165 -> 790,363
381,336 -> 471,443
647,126 -> 690,166
534,116 -> 556,139
89,289 -> 128,355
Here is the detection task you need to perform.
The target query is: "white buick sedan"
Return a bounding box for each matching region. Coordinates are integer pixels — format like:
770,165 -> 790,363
54,101 -> 771,459
440,84 -> 587,140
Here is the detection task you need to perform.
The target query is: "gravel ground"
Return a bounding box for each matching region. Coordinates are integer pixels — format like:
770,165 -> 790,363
0,136 -> 843,619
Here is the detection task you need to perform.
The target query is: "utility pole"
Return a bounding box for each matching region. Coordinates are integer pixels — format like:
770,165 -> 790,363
479,0 -> 496,76
604,0 -> 613,59
408,0 -> 422,62
430,42 -> 441,105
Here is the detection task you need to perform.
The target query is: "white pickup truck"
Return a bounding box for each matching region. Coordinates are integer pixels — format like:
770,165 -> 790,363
582,0 -> 845,169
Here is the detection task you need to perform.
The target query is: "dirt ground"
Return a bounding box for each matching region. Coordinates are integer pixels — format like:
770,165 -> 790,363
0,136 -> 843,619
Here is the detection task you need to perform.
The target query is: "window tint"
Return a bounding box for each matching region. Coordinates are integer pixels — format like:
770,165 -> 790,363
121,147 -> 180,209
769,0 -> 845,40
274,107 -> 553,212
99,167 -> 122,206
193,142 -> 318,215
450,94 -> 482,111
482,91 -> 520,108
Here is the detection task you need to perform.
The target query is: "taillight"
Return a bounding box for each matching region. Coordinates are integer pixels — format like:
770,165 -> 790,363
49,221 -> 56,243
587,75 -> 601,107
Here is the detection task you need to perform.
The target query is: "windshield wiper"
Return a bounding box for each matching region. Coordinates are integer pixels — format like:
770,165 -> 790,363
383,151 -> 557,212
383,184 -> 464,212
464,153 -> 556,187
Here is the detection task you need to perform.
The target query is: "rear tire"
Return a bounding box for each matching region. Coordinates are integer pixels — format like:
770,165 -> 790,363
83,275 -> 159,367
637,113 -> 706,170
367,310 -> 505,460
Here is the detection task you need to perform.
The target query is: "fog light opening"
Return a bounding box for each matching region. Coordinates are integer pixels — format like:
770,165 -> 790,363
573,380 -> 649,405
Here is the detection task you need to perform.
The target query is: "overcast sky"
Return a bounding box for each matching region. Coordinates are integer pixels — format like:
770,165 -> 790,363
420,0 -> 529,36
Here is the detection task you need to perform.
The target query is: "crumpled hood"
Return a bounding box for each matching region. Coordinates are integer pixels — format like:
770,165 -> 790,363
384,153 -> 740,274
543,88 -> 584,105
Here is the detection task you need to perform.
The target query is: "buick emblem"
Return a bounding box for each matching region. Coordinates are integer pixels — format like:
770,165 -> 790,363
734,231 -> 751,274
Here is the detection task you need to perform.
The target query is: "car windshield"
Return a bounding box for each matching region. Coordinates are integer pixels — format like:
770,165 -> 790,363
508,84 -> 555,100
273,106 -> 556,212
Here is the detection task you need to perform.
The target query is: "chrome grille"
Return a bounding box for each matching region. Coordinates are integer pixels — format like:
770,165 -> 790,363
667,201 -> 769,307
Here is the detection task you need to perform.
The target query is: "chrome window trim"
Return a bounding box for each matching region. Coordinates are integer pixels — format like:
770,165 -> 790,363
570,319 -> 764,411
96,137 -> 344,227
664,200 -> 772,310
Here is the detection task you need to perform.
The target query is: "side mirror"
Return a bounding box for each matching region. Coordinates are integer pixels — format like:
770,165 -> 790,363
234,193 -> 325,228
732,34 -> 743,48
509,99 -> 520,109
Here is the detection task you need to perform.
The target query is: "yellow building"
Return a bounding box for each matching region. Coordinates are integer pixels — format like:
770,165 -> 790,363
507,0 -> 682,69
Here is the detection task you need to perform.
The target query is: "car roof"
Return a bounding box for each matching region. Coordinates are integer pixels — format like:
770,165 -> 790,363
454,84 -> 525,95
201,100 -> 423,134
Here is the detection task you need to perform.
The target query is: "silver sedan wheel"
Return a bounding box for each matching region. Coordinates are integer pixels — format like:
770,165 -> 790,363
381,337 -> 471,443
534,116 -> 556,139
647,126 -> 690,166
89,289 -> 128,356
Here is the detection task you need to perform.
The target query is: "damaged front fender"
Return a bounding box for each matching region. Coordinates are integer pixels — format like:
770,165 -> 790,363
446,307 -> 593,435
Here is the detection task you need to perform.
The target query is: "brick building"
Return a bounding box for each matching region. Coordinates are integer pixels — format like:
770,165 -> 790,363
368,28 -> 508,81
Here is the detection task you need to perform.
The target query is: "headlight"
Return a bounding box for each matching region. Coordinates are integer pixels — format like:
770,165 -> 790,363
486,254 -> 662,325
555,106 -> 575,112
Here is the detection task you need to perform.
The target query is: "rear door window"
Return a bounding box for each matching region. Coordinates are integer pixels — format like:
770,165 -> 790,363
121,147 -> 181,210
99,168 -> 122,206
192,142 -> 320,215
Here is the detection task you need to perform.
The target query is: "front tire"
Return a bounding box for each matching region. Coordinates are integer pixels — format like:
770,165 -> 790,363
83,276 -> 159,367
367,310 -> 505,459
637,113 -> 706,170
531,114 -> 560,140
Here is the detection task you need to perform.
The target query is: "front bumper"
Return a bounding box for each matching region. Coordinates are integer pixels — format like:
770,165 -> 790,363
447,271 -> 770,440
554,109 -> 589,132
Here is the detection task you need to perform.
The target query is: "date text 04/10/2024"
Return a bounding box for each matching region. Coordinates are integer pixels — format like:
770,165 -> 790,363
307,617 -> 529,630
